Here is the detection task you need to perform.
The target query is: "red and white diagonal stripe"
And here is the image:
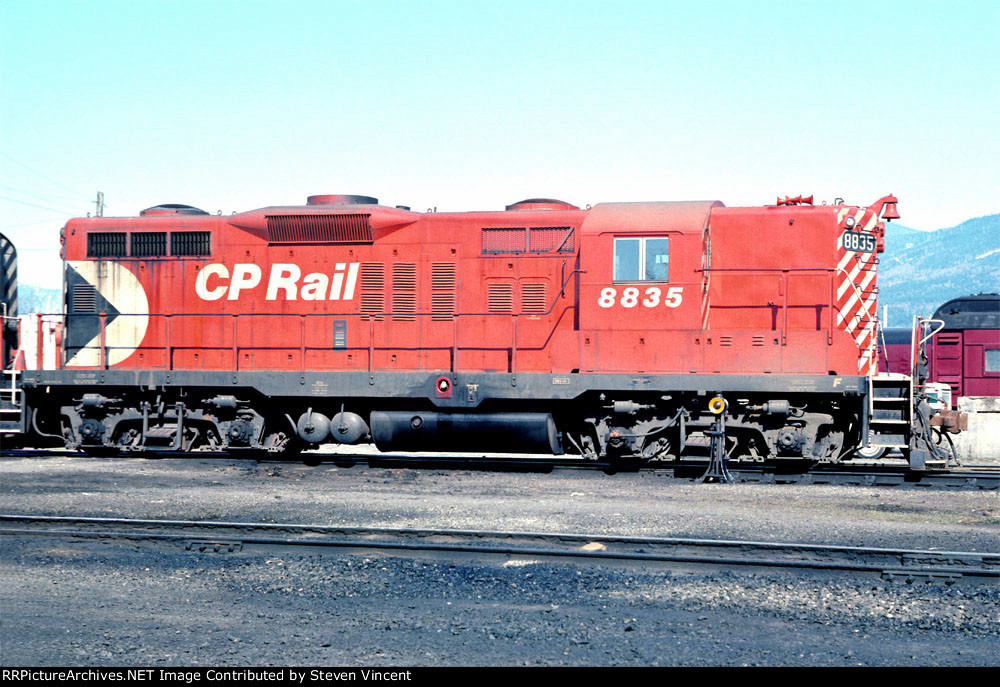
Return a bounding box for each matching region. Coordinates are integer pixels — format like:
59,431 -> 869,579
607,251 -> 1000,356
834,207 -> 880,376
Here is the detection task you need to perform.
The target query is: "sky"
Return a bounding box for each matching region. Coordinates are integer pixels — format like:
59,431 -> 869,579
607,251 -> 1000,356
2,0 -> 998,288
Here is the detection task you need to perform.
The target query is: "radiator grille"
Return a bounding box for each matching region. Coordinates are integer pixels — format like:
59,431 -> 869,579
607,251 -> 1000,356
391,263 -> 417,321
266,214 -> 373,243
488,283 -> 514,314
72,284 -> 96,312
482,226 -> 576,254
521,283 -> 547,314
482,228 -> 527,254
360,263 -> 385,321
130,232 -> 167,258
171,231 -> 211,256
86,232 -> 127,258
431,262 -> 457,321
529,226 -> 575,253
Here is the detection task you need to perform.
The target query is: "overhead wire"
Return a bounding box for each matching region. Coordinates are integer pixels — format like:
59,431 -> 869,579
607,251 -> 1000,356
0,150 -> 85,196
0,182 -> 83,205
0,194 -> 78,214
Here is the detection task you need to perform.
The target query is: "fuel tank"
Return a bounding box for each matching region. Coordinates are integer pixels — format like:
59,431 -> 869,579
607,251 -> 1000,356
369,411 -> 562,455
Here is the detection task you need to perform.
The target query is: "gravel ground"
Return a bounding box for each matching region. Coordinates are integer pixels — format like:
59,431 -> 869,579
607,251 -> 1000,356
2,538 -> 998,666
1,453 -> 997,550
1,453 -> 998,666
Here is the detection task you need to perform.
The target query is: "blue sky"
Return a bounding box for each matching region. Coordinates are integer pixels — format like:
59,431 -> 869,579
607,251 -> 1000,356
2,0 -> 998,287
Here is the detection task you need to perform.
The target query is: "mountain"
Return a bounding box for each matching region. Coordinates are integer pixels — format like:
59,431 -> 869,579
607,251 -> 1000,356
879,213 -> 1000,326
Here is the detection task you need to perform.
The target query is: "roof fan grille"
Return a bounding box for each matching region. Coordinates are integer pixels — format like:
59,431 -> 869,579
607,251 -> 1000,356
267,214 -> 373,243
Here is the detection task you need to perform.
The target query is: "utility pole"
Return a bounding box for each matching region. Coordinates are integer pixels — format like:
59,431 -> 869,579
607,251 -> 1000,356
94,191 -> 104,217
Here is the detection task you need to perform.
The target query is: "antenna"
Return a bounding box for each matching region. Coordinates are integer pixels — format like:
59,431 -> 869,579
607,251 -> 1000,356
93,191 -> 104,217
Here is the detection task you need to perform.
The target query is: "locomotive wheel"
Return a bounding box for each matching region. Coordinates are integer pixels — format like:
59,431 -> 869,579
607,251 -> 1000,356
853,445 -> 887,460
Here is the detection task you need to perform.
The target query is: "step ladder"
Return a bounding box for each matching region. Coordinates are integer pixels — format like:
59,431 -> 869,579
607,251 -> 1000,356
867,374 -> 912,452
0,369 -> 26,435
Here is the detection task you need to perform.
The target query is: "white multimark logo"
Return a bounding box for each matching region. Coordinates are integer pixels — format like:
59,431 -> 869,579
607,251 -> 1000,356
195,262 -> 360,301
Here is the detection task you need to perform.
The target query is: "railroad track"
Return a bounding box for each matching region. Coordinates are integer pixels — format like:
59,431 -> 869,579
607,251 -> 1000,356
364,457 -> 1000,489
2,514 -> 997,584
2,448 -> 998,489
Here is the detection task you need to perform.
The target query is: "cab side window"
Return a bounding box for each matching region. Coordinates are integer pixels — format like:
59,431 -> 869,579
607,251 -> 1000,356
986,348 -> 1000,373
614,237 -> 669,282
644,238 -> 669,281
614,238 -> 640,281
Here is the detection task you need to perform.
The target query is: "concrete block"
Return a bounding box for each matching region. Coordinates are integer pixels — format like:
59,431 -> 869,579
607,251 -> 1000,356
952,396 -> 1000,461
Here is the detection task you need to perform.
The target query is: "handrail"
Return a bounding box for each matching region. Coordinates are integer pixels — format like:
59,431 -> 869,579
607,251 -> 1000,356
38,269 -> 587,374
52,268 -> 586,321
698,267 -> 840,346
918,318 -> 944,346
697,265 -> 882,368
34,265 -> 879,376
697,267 -> 839,272
53,309 -> 572,375
910,316 -> 945,385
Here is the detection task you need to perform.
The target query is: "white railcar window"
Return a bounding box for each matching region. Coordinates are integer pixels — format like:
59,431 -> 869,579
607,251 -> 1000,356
614,237 -> 668,282
985,348 -> 1000,373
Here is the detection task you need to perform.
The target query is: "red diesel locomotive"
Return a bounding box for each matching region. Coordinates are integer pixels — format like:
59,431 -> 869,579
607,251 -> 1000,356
8,191 -> 951,467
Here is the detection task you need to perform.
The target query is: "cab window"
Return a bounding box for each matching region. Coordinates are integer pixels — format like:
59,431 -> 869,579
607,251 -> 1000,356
986,348 -> 1000,373
614,237 -> 669,282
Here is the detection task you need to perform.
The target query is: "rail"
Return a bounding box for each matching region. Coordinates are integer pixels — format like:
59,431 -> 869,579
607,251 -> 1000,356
3,514 -> 997,580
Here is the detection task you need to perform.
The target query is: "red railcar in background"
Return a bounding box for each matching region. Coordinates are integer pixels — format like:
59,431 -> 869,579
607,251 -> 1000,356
879,295 -> 999,407
878,327 -> 912,377
928,294 -> 1000,401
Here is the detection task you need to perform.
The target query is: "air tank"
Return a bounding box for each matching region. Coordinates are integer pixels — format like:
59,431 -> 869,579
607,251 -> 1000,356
296,409 -> 331,444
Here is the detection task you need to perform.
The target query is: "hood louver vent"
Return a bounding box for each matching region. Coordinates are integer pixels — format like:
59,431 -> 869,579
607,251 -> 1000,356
391,263 -> 417,321
521,283 -> 547,314
431,263 -> 457,321
266,214 -> 373,244
488,283 -> 514,314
